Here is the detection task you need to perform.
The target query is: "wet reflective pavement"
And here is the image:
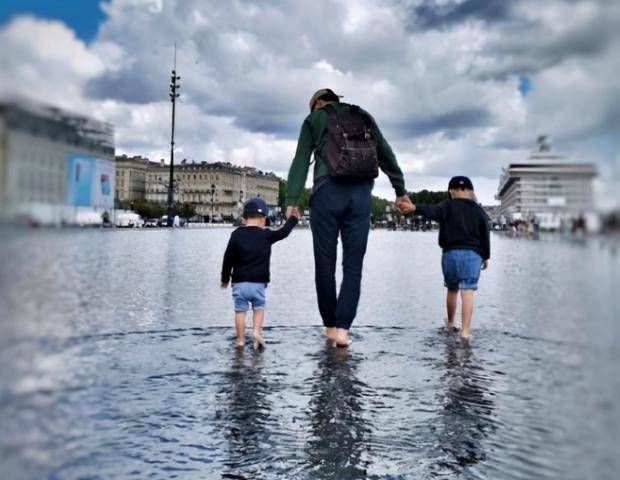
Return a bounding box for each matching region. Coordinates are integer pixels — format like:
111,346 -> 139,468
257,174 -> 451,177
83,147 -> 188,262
0,227 -> 618,479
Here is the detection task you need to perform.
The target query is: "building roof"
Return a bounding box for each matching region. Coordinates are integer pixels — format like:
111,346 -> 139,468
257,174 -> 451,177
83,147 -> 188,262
115,155 -> 149,167
0,99 -> 114,157
140,158 -> 280,180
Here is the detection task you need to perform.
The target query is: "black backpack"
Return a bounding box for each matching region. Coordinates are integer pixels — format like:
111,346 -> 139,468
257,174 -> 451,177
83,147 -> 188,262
323,104 -> 379,180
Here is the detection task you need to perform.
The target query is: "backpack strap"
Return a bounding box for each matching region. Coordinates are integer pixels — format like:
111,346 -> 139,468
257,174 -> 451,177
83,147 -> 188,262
323,102 -> 338,115
350,104 -> 372,130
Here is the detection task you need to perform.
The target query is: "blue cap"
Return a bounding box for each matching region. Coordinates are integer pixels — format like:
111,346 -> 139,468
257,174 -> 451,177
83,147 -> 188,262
243,197 -> 268,217
448,176 -> 474,191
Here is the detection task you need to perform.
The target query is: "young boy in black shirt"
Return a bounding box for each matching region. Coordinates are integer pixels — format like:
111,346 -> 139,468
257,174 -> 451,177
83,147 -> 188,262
221,197 -> 299,348
400,176 -> 490,339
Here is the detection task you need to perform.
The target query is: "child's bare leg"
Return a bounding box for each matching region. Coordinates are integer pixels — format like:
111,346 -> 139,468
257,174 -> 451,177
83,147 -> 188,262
252,309 -> 265,348
445,290 -> 458,329
235,312 -> 246,346
460,290 -> 474,338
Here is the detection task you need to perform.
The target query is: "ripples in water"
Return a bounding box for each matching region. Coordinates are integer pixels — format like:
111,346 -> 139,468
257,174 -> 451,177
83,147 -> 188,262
1,228 -> 619,479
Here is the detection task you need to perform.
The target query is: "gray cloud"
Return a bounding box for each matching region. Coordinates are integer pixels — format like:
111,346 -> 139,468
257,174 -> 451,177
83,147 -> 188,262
1,0 -> 619,206
410,0 -> 513,30
476,0 -> 619,78
85,65 -> 164,103
408,0 -> 620,79
388,108 -> 492,140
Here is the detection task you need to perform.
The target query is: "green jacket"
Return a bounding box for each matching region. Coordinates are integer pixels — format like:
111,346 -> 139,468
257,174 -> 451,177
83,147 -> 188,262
285,102 -> 407,206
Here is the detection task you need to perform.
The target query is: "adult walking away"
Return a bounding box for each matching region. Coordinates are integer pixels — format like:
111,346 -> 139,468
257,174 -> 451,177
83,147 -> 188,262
285,88 -> 413,347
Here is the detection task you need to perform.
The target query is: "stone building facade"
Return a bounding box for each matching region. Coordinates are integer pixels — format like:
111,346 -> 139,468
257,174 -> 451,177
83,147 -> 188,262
0,100 -> 115,225
115,155 -> 148,203
140,159 -> 280,220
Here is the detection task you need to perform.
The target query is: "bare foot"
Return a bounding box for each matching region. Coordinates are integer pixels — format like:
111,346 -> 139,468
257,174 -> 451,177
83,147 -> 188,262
460,332 -> 470,340
324,327 -> 336,340
444,318 -> 455,331
334,328 -> 352,348
252,331 -> 265,350
236,341 -> 245,348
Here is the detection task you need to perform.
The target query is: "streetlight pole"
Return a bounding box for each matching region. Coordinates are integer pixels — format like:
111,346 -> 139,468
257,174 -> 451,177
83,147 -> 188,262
167,42 -> 181,227
210,183 -> 216,224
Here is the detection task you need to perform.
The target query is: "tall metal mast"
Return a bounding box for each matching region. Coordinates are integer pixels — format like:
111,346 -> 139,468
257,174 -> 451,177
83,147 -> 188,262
167,41 -> 181,226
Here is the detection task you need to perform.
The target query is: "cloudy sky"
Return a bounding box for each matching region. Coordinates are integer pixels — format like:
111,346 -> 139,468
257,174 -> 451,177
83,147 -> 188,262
1,0 -> 618,206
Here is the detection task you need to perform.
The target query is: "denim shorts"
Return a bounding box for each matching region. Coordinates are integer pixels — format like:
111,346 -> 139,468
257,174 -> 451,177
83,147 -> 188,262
232,282 -> 266,312
441,249 -> 483,291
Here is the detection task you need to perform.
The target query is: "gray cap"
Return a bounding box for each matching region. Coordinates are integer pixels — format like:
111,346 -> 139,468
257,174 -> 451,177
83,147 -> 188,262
308,88 -> 343,111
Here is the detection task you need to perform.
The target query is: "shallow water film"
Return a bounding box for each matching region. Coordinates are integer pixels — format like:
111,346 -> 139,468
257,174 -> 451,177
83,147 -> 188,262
1,227 -> 619,479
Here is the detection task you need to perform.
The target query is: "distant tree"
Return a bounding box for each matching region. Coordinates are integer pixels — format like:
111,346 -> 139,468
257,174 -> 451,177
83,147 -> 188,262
278,179 -> 312,213
115,199 -> 131,210
178,202 -> 196,220
133,201 -> 166,219
371,195 -> 391,218
280,180 -> 449,218
278,180 -> 287,212
408,189 -> 449,205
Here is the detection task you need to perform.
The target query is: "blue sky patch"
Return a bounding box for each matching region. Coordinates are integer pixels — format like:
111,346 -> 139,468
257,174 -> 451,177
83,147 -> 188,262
518,75 -> 532,96
0,0 -> 108,42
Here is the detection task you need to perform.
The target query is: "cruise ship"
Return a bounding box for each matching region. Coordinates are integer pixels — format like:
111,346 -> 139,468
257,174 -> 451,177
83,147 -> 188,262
496,136 -> 597,228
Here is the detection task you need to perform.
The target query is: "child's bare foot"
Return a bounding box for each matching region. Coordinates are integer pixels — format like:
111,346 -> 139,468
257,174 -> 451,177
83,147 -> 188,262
460,331 -> 470,340
444,318 -> 456,331
236,341 -> 245,348
334,328 -> 352,348
252,331 -> 265,350
324,327 -> 336,340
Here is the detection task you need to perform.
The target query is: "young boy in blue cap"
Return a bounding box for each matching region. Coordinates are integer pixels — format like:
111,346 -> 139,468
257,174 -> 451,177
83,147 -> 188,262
221,197 -> 299,348
400,176 -> 490,339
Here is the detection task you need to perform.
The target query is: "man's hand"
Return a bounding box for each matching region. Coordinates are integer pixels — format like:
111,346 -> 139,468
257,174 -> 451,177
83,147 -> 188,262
482,260 -> 489,270
286,205 -> 301,220
395,195 -> 415,215
220,282 -> 229,289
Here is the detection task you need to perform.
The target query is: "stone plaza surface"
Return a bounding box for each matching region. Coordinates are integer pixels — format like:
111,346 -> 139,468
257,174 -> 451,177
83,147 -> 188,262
0,227 -> 618,479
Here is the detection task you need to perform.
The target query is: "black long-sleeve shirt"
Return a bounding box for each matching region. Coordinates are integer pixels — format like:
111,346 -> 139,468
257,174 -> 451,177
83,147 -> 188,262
221,217 -> 298,284
415,199 -> 491,260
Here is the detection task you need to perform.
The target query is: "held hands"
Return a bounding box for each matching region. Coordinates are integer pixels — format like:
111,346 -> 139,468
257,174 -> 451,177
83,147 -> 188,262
220,282 -> 229,289
286,206 -> 301,220
394,195 -> 415,215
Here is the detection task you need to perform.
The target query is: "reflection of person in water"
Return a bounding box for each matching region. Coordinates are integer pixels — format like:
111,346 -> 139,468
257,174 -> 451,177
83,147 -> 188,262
219,348 -> 271,478
305,347 -> 372,479
432,338 -> 496,476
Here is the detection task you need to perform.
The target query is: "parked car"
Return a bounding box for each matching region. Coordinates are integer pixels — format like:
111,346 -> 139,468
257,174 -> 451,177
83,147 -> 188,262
144,218 -> 159,228
115,212 -> 144,228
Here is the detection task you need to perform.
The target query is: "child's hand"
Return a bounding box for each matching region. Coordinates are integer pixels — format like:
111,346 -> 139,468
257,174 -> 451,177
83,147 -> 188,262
482,260 -> 489,270
395,195 -> 415,215
285,206 -> 301,221
220,282 -> 229,289
286,206 -> 301,220
403,203 -> 416,215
